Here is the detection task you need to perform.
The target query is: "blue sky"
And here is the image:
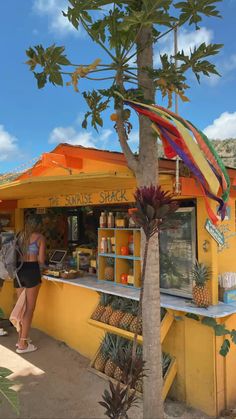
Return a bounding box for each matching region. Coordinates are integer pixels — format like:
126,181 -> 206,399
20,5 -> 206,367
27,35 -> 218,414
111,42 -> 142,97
0,0 -> 236,173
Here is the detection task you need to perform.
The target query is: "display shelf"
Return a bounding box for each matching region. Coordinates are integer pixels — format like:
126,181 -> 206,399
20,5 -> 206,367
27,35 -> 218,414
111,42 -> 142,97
98,227 -> 141,288
88,319 -> 143,344
88,310 -> 173,345
98,253 -> 115,258
116,255 -> 141,260
88,345 -> 177,401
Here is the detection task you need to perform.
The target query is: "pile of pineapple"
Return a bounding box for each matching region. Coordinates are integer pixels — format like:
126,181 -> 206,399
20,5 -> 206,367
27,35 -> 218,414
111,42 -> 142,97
91,294 -> 142,335
94,333 -> 143,391
93,332 -> 172,393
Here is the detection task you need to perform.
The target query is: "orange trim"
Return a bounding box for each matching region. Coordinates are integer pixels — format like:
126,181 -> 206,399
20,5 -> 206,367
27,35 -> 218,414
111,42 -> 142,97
0,200 -> 17,210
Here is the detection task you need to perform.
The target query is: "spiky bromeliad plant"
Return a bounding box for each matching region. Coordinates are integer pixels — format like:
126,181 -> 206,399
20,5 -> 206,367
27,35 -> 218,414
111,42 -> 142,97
100,185 -> 179,418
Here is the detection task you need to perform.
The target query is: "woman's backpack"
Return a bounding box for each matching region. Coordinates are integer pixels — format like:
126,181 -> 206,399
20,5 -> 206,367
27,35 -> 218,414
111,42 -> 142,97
0,234 -> 23,285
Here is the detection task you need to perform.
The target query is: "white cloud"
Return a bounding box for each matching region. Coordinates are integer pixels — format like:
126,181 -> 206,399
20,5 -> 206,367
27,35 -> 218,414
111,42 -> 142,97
0,125 -> 19,161
154,27 -> 213,66
203,112 -> 236,139
49,125 -> 113,148
100,129 -> 113,142
128,130 -> 139,144
49,126 -> 97,147
222,54 -> 236,72
33,0 -> 80,36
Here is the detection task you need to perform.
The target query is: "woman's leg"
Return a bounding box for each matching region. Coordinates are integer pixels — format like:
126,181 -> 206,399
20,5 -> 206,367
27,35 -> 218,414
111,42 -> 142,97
16,287 -> 25,345
18,284 -> 40,350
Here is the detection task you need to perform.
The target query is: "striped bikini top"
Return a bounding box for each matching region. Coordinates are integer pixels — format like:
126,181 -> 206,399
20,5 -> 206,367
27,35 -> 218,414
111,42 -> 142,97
28,239 -> 39,255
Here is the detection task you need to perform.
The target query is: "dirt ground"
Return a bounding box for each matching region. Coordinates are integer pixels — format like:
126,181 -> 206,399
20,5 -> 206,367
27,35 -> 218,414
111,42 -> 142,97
0,321 -> 228,419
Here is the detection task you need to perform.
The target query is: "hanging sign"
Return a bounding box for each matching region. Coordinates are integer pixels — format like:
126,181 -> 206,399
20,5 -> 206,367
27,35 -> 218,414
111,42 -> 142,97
205,218 -> 225,246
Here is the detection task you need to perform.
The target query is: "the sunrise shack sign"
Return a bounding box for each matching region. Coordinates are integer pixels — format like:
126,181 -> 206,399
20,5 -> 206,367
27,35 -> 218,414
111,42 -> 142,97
18,189 -> 134,208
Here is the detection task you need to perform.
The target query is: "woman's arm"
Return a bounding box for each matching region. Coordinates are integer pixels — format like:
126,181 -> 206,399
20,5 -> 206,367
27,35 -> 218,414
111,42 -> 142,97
38,235 -> 46,265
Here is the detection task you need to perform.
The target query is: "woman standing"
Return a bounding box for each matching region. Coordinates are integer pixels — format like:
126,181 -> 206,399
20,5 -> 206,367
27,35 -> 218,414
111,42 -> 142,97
14,214 -> 45,354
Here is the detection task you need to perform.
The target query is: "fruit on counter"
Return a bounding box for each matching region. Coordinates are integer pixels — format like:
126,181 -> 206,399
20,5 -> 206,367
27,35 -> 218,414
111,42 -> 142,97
192,260 -> 211,308
104,257 -> 114,281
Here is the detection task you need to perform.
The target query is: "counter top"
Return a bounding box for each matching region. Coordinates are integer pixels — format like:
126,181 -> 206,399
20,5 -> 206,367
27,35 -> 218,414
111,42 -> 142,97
42,275 -> 236,318
42,274 -> 140,300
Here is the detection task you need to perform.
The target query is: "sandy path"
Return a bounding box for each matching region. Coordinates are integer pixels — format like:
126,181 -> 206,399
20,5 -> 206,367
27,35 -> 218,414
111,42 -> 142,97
0,323 -> 216,419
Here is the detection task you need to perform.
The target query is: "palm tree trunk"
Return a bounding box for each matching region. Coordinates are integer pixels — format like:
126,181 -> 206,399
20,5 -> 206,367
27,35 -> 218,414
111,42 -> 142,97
136,27 -> 164,419
116,23 -> 164,419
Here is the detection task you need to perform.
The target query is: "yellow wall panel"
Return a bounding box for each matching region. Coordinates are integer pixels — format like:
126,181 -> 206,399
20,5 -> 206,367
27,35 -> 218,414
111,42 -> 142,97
32,280 -> 103,359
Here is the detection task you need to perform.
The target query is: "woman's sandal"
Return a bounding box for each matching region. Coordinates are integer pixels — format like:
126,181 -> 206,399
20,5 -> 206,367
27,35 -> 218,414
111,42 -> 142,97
16,338 -> 37,354
0,328 -> 8,336
16,338 -> 32,348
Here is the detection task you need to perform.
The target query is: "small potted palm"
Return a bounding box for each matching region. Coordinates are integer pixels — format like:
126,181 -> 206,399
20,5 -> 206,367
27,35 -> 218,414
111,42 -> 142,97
192,260 -> 212,308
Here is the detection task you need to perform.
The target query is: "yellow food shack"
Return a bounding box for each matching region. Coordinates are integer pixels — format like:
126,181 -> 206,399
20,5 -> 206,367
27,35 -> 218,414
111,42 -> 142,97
1,143 -> 236,417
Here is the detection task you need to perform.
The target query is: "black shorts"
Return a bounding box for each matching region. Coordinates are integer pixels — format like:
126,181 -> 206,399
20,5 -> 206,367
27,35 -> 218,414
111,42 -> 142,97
14,262 -> 42,289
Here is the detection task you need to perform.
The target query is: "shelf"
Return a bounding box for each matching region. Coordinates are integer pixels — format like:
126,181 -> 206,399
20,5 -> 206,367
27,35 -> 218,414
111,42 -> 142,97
98,228 -> 140,231
88,319 -> 143,344
98,253 -> 115,258
115,255 -> 141,260
98,228 -> 141,288
88,310 -> 173,344
89,346 -> 177,401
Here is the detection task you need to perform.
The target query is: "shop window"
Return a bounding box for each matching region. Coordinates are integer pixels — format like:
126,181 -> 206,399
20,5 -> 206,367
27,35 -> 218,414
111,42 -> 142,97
160,207 -> 196,298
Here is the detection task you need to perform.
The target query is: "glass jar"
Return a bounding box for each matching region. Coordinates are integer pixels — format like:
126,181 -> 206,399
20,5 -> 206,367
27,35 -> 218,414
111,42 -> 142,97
115,212 -> 125,228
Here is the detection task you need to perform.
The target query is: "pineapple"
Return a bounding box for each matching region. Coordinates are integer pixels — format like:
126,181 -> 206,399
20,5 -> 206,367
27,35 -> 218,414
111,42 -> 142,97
100,302 -> 113,324
104,334 -> 124,378
113,339 -> 131,382
119,299 -> 138,330
192,260 -> 211,308
94,334 -> 111,372
108,297 -> 126,327
91,293 -> 113,321
104,257 -> 115,281
129,302 -> 142,335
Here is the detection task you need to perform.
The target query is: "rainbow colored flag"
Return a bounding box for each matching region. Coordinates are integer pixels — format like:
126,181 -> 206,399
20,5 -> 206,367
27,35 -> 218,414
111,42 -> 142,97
124,99 -> 230,224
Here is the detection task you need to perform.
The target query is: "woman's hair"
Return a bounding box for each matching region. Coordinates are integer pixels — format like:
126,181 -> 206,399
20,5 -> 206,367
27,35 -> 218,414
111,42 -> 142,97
20,214 -> 42,255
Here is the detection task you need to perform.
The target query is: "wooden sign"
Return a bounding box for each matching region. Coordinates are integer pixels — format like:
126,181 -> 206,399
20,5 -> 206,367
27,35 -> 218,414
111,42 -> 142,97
18,189 -> 135,209
205,219 -> 225,246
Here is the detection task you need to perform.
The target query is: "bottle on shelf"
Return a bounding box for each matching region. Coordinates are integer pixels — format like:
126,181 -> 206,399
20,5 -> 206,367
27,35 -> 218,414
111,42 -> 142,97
99,212 -> 107,228
100,237 -> 108,253
107,237 -> 112,254
107,212 -> 114,228
128,234 -> 134,255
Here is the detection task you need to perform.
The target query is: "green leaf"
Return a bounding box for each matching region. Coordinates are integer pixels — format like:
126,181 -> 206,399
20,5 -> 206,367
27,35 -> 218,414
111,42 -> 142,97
214,324 -> 230,336
0,368 -> 12,378
230,329 -> 236,344
185,313 -> 200,321
0,370 -> 20,414
174,0 -> 221,29
33,72 -> 47,89
201,317 -> 217,328
219,338 -> 230,357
